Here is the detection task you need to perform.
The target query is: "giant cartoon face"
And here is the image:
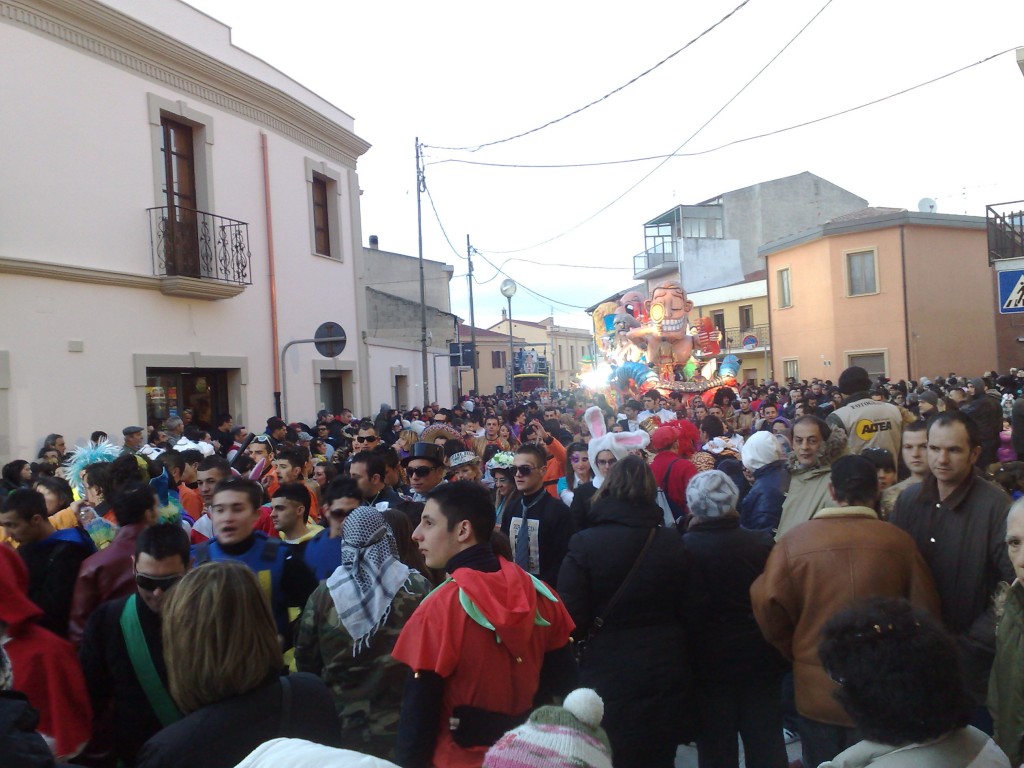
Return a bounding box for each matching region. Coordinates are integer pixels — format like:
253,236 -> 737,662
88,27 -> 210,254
619,290 -> 649,325
647,282 -> 694,339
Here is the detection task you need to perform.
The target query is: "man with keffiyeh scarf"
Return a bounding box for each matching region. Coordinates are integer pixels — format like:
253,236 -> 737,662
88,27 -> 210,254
295,505 -> 431,760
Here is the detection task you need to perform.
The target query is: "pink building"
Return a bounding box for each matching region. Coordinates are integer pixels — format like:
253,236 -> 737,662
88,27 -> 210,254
761,208 -> 1002,382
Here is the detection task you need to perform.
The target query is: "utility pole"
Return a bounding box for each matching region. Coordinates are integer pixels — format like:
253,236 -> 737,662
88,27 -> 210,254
466,235 -> 479,396
415,138 -> 430,405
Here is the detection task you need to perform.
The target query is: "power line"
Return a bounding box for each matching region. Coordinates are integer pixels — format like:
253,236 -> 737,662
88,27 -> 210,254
423,183 -> 466,260
422,0 -> 754,153
476,0 -> 836,255
425,47 -> 1019,171
471,248 -> 596,310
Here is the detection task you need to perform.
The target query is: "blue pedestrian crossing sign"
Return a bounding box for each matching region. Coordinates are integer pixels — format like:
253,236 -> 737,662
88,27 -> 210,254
999,270 -> 1024,314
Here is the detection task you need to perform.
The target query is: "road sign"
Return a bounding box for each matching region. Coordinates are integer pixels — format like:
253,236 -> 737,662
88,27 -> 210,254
999,270 -> 1024,314
742,334 -> 758,350
448,342 -> 475,366
314,322 -> 347,357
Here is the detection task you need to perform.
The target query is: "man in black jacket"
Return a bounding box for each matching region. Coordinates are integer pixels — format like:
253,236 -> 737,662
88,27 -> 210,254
500,444 -> 575,587
79,524 -> 190,766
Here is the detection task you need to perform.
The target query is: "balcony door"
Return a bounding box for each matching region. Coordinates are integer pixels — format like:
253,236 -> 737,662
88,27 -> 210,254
160,117 -> 200,277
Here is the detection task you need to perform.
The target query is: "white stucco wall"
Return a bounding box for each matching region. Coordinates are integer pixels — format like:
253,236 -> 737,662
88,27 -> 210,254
0,1 -> 369,461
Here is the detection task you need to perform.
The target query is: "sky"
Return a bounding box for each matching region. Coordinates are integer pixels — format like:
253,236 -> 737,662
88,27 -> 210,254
186,0 -> 1024,332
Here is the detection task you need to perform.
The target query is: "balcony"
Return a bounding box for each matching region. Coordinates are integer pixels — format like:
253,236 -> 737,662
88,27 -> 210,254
720,324 -> 771,353
147,206 -> 252,299
987,200 -> 1024,264
633,241 -> 679,280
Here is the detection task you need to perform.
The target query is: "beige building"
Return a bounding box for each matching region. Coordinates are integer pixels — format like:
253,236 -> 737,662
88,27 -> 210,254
453,324 -> 525,397
487,314 -> 594,390
690,278 -> 771,384
762,208 -> 997,382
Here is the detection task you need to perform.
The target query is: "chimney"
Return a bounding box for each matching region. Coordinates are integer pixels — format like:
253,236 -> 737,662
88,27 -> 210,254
369,235 -> 379,250
501,308 -> 507,321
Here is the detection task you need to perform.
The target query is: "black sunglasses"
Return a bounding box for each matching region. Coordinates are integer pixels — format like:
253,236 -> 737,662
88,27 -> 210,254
355,435 -> 379,443
407,465 -> 438,478
513,464 -> 538,476
135,572 -> 184,592
329,508 -> 353,520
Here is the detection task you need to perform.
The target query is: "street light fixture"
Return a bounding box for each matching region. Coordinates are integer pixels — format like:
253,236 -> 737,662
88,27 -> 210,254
500,279 -> 517,396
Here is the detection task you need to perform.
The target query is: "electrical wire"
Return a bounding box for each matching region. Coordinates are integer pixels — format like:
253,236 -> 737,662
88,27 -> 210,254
422,0 -> 754,153
471,248 -> 596,309
424,46 -> 1019,170
424,183 -> 466,260
473,0 -> 835,255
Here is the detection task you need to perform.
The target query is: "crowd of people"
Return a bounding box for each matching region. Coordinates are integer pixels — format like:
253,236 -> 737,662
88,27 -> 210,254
1,364 -> 1023,768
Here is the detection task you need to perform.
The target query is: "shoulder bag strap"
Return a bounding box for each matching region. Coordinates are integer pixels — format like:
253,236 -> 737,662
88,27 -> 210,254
591,527 -> 658,634
119,594 -> 181,727
660,458 -> 680,488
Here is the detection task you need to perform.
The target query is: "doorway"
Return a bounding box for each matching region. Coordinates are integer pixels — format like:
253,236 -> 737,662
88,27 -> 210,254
145,368 -> 229,430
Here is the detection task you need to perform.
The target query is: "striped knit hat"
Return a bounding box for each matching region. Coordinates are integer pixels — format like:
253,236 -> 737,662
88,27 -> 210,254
483,688 -> 612,768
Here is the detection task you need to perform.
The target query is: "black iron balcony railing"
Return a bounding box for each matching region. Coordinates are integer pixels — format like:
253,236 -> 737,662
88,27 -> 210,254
720,324 -> 771,351
986,201 -> 1024,264
148,206 -> 252,285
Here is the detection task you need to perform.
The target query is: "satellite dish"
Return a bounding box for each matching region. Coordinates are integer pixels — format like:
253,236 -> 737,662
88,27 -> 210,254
918,198 -> 937,213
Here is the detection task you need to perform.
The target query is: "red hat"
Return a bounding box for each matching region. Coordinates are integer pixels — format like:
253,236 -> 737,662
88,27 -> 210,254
650,425 -> 680,452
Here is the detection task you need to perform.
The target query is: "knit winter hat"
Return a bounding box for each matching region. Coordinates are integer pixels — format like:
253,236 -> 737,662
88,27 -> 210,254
838,366 -> 872,396
686,469 -> 739,519
741,431 -> 781,472
483,688 -> 612,768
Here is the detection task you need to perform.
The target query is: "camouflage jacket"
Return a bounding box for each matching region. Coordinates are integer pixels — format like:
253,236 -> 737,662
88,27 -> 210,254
294,571 -> 432,760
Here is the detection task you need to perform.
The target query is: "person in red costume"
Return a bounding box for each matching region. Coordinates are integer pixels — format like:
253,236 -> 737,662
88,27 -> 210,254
392,481 -> 576,768
0,543 -> 92,761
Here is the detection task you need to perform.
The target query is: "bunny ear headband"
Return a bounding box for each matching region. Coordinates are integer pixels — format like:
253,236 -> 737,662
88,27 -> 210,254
584,406 -> 607,440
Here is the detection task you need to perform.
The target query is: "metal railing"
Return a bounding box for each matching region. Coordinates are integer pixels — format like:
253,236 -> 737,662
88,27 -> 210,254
147,206 -> 252,285
987,201 -> 1024,264
632,241 -> 678,277
721,324 -> 770,350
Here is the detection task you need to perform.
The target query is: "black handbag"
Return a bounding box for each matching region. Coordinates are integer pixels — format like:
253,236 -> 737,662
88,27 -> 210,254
573,528 -> 657,661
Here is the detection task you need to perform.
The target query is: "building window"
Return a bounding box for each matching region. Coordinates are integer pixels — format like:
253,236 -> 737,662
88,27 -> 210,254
311,175 -> 331,257
304,158 -> 345,261
846,249 -> 878,296
739,304 -> 754,331
710,310 -> 725,339
777,268 -> 792,308
848,351 -> 886,380
491,350 -> 506,369
783,359 -> 799,381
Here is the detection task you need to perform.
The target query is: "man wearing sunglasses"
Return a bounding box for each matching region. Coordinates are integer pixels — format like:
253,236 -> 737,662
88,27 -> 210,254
499,444 -> 574,587
302,478 -> 361,581
401,443 -> 447,505
79,524 -> 191,766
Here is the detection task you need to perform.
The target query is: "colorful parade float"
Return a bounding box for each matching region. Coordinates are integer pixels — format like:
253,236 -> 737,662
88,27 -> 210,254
581,280 -> 739,410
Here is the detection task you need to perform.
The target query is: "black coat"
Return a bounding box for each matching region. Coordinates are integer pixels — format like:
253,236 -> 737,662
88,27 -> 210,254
556,497 -> 706,755
682,516 -> 787,681
567,481 -> 597,530
135,673 -> 338,768
500,490 -> 575,587
0,692 -> 54,768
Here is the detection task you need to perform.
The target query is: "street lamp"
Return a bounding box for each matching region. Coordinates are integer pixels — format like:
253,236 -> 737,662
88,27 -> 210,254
500,279 -> 517,396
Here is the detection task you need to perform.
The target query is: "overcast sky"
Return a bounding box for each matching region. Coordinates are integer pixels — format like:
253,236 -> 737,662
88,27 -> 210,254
187,0 -> 1024,330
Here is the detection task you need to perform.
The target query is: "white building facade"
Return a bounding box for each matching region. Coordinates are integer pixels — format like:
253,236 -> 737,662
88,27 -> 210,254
0,0 -> 448,462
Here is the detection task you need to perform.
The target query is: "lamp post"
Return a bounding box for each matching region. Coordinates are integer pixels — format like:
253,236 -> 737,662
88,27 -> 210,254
500,279 -> 517,396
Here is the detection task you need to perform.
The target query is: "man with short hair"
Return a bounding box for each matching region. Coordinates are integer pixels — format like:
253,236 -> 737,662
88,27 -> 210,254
265,417 -> 288,451
212,413 -> 233,455
0,488 -> 95,637
194,477 -> 317,641
622,399 -> 642,432
226,425 -> 248,461
191,454 -> 231,543
890,411 -> 1015,727
752,455 -> 940,768
734,397 -> 756,437
158,450 -> 202,523
394,482 -> 576,767
270,483 -> 322,545
879,420 -> 929,518
69,483 -> 160,645
302,478 -> 361,580
350,450 -> 405,508
500,444 -> 575,586
79,524 -> 191,766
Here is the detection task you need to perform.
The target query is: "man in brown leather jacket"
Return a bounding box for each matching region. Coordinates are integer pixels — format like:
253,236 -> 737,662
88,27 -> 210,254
751,454 -> 940,768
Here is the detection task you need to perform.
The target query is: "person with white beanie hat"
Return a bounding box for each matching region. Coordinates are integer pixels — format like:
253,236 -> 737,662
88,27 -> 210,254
739,431 -> 788,533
